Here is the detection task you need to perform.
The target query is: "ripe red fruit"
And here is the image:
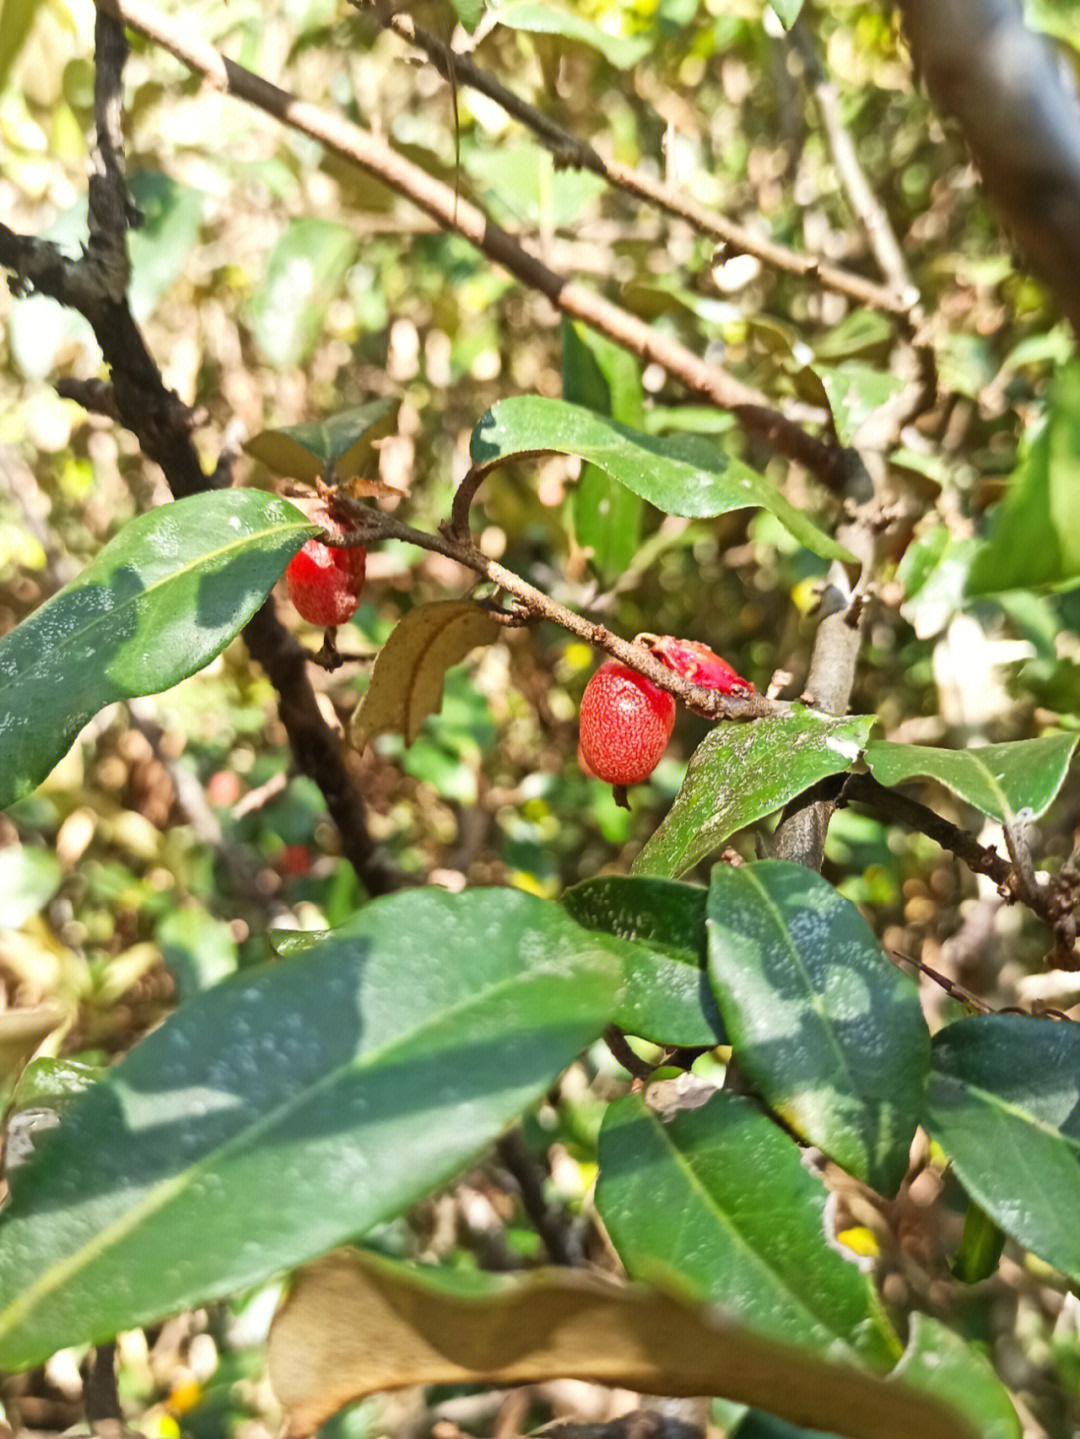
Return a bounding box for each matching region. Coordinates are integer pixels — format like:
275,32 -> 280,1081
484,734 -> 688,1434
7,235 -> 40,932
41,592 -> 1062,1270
578,662 -> 676,786
285,501 -> 366,628
642,634 -> 753,694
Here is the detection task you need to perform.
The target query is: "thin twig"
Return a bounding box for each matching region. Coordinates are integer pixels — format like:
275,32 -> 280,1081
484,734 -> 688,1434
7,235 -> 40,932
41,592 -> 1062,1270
364,1 -> 914,322
332,501 -> 784,721
90,0 -> 844,489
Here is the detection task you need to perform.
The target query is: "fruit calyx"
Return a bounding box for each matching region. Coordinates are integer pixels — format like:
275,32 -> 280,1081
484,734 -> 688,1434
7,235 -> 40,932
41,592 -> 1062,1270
578,661 -> 676,796
638,634 -> 753,694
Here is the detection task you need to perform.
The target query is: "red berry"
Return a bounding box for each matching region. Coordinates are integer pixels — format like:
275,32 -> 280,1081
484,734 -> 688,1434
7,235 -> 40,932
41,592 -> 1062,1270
578,662 -> 676,786
285,501 -> 366,628
642,634 -> 753,694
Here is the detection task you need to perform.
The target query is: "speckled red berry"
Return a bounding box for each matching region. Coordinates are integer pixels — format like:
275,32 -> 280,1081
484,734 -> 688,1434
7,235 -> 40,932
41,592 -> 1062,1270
578,662 -> 676,786
285,502 -> 366,628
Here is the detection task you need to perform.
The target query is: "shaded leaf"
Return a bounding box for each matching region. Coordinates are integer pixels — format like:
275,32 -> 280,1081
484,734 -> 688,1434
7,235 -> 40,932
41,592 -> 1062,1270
127,172 -> 205,324
811,363 -> 905,446
707,862 -> 929,1194
924,1014 -> 1080,1284
267,1248 -> 973,1439
595,1092 -> 899,1365
562,319 -> 645,581
562,876 -> 725,1045
892,1314 -> 1020,1439
863,734 -> 1077,822
244,400 -> 399,483
494,2 -> 651,68
768,0 -> 805,28
967,361 -> 1080,593
0,888 -> 622,1370
470,398 -> 855,561
0,491 -> 317,812
350,600 -> 501,749
634,709 -> 874,879
242,218 -> 358,368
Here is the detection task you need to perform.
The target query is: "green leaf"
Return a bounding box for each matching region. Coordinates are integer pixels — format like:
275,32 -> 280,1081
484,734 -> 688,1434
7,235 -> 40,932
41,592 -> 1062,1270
242,218 -> 358,368
634,709 -> 875,879
967,361 -> 1080,593
951,1202 -> 1006,1285
768,0 -> 805,27
494,1 -> 652,68
0,491 -> 316,813
157,907 -> 238,1001
892,1314 -> 1020,1439
562,320 -> 645,581
127,172 -> 205,324
863,735 -> 1078,822
0,888 -> 623,1371
810,363 -> 905,446
707,862 -> 929,1194
924,1014 -> 1080,1284
470,398 -> 855,562
244,400 -> 399,483
0,847 -> 62,930
0,0 -> 43,93
562,877 -> 725,1046
450,0 -> 485,30
595,1092 -> 899,1365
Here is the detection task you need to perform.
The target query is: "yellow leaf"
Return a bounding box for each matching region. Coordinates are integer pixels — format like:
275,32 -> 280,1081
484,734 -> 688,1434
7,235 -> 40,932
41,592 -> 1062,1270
350,600 -> 501,749
268,1250 -> 976,1439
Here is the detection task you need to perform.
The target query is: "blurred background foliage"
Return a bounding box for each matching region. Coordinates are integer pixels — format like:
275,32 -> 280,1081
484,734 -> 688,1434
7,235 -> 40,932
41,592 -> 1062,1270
5,0 -> 1080,1434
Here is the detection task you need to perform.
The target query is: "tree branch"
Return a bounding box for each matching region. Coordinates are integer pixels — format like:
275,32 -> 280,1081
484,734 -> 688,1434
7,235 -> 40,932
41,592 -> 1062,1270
362,0 -> 916,322
91,0 -> 844,489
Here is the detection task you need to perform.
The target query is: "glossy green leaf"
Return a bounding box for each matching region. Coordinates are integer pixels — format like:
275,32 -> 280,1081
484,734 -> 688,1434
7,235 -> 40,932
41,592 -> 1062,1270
0,490 -> 316,813
952,1202 -> 1006,1284
967,361 -> 1080,593
0,888 -> 622,1371
562,320 -> 645,581
892,1314 -> 1020,1439
707,862 -> 929,1194
469,398 -> 855,562
595,1092 -> 899,1365
864,734 -> 1077,821
924,1015 -> 1080,1283
495,2 -> 651,68
244,400 -> 399,483
0,847 -> 62,930
242,218 -> 358,368
562,876 -> 725,1045
633,709 -> 875,879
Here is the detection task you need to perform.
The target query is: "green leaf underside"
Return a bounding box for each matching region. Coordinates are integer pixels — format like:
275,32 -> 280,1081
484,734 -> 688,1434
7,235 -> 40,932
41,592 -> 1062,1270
0,888 -> 622,1370
469,398 -> 855,562
0,490 -> 316,812
562,877 -> 725,1046
243,400 -> 399,483
707,863 -> 929,1194
596,1092 -> 899,1365
494,2 -> 652,68
924,1015 -> 1080,1284
892,1315 -> 1020,1439
967,361 -> 1080,594
863,735 -> 1078,822
634,710 -> 875,879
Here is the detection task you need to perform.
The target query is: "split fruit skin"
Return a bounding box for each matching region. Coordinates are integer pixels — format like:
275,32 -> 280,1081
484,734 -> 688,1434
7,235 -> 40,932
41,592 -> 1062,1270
578,662 -> 676,786
285,501 -> 367,628
643,634 -> 753,694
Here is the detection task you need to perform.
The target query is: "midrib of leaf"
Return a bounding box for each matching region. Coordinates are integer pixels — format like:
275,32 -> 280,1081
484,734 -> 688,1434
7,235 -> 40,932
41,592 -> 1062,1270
642,1104 -> 873,1356
0,959 -> 583,1346
1,517 -> 311,689
727,869 -> 861,1108
932,1070 -> 1080,1149
404,611 -> 459,738
963,753 -> 1013,821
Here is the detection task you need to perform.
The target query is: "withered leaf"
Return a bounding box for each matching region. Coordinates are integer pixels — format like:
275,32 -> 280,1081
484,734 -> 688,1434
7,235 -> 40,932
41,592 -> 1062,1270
268,1250 -> 976,1439
350,600 -> 501,749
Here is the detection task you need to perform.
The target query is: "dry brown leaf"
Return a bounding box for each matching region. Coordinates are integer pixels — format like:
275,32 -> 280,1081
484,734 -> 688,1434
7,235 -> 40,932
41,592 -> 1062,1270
267,1250 -> 976,1439
349,600 -> 501,749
